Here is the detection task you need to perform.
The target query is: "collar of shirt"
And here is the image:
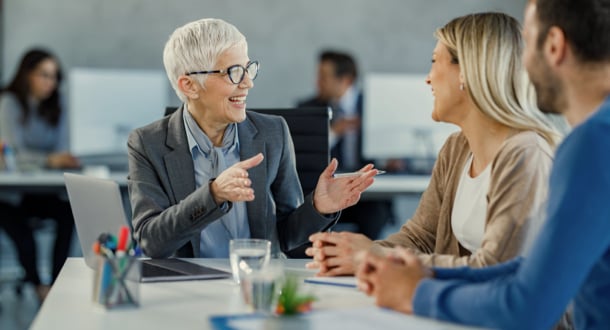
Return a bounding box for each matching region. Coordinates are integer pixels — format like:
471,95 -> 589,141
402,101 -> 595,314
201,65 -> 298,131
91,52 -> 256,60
182,103 -> 239,161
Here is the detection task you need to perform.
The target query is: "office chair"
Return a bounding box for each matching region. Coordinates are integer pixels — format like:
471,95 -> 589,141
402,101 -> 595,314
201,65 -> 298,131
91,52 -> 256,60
164,106 -> 331,195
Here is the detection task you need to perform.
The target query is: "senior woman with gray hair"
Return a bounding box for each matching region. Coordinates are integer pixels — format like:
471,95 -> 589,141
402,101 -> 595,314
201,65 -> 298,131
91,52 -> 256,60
127,18 -> 377,259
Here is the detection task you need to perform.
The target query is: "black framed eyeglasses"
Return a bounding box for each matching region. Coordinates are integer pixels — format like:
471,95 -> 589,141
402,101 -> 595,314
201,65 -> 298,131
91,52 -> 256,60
185,60 -> 259,85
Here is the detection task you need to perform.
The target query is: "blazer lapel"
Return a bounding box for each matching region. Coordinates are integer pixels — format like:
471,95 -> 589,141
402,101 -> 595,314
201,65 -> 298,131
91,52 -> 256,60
164,106 -> 196,203
239,114 -> 268,239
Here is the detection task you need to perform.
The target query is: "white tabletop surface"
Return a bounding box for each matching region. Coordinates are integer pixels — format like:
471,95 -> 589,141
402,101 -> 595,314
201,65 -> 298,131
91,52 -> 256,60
30,258 -> 481,330
0,171 -> 428,197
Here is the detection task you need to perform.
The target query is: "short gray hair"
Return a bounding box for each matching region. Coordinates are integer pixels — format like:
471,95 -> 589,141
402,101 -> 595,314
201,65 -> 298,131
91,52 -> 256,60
163,18 -> 247,102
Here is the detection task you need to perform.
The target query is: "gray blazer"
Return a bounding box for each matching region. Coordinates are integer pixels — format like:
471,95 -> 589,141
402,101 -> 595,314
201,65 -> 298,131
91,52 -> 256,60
127,107 -> 338,258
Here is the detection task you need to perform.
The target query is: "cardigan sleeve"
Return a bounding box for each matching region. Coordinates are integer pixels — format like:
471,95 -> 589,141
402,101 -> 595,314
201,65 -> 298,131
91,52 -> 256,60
374,134 -> 458,254
419,133 -> 553,267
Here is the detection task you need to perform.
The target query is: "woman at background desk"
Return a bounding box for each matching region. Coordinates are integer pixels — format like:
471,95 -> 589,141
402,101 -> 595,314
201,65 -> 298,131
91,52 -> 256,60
0,48 -> 79,301
307,12 -> 561,275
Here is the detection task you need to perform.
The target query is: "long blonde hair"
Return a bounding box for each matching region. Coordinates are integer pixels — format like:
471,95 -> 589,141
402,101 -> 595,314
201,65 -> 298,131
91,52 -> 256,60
435,12 -> 561,146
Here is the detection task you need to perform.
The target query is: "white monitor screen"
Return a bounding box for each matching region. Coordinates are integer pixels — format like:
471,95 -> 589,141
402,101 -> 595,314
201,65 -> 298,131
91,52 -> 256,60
362,74 -> 458,159
68,68 -> 168,156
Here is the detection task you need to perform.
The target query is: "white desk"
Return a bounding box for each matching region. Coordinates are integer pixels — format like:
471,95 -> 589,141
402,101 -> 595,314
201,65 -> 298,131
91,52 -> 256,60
31,258 -> 479,330
364,175 -> 429,199
0,171 -> 427,198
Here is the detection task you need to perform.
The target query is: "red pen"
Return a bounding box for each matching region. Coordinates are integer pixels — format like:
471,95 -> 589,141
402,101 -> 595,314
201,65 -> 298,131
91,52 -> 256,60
117,225 -> 130,253
92,241 -> 101,255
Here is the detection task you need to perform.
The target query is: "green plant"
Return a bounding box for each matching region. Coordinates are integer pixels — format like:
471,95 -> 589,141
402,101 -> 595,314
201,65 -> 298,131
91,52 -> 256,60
275,275 -> 316,315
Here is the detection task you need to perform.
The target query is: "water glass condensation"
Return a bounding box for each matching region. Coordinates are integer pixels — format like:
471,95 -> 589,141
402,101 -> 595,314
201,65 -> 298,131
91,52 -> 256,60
239,261 -> 283,314
229,239 -> 271,284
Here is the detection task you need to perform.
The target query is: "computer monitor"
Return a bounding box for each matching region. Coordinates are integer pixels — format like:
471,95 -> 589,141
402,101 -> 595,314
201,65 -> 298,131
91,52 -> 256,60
362,73 -> 458,160
68,68 -> 169,157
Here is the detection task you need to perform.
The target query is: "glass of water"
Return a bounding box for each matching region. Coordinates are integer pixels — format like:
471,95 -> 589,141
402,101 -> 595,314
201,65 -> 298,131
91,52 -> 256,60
229,239 -> 271,284
239,260 -> 284,314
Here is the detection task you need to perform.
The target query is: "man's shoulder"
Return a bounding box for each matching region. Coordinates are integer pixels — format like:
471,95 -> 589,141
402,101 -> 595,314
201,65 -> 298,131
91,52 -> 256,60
553,102 -> 610,173
587,97 -> 610,131
564,99 -> 610,147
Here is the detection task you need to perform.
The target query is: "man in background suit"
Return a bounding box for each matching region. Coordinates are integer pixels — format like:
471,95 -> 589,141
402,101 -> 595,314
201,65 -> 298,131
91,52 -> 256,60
298,50 -> 396,239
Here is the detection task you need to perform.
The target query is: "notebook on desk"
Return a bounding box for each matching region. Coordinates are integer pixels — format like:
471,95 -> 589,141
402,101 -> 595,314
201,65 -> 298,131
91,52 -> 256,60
63,173 -> 230,282
304,276 -> 357,288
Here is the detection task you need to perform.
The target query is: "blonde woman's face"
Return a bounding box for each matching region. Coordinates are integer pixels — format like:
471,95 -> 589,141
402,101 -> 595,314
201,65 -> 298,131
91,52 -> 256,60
426,42 -> 466,124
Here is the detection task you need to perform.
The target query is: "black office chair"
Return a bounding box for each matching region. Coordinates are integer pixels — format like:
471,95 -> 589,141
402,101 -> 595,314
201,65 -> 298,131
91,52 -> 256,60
164,106 -> 331,195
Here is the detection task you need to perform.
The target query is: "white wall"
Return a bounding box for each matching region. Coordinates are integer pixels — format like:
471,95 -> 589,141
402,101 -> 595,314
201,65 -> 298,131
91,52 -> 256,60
3,0 -> 527,108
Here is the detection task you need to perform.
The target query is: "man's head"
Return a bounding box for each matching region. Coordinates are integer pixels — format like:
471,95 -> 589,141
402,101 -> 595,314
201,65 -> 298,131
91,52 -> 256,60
523,0 -> 610,114
316,51 -> 358,102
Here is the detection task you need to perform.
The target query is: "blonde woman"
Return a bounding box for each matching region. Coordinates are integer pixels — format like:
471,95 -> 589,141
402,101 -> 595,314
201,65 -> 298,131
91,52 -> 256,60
306,12 -> 560,275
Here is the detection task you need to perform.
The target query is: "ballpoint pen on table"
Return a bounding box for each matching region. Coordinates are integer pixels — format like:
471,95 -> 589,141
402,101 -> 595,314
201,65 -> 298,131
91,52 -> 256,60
333,170 -> 386,178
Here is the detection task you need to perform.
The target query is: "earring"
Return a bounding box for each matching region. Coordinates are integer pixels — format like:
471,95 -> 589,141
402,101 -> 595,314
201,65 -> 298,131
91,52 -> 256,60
459,83 -> 465,91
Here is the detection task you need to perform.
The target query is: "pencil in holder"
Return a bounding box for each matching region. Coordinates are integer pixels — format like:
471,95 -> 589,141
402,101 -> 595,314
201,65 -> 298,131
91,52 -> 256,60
92,254 -> 141,309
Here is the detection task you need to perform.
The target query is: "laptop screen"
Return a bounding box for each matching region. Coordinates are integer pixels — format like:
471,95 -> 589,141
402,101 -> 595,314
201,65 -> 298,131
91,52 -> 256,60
64,173 -> 130,269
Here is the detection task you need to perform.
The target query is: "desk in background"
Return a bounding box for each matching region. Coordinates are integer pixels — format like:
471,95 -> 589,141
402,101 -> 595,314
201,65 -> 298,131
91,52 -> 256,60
0,171 -> 129,194
363,174 -> 429,199
0,171 -> 429,198
0,171 -> 428,235
31,258 -> 480,330
0,171 -> 132,222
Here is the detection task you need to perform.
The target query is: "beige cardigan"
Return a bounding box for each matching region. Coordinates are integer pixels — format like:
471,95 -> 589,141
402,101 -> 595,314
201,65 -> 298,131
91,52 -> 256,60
375,131 -> 553,267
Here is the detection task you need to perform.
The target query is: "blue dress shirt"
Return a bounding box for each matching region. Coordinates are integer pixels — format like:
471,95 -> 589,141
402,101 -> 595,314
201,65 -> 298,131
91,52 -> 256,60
182,106 -> 250,258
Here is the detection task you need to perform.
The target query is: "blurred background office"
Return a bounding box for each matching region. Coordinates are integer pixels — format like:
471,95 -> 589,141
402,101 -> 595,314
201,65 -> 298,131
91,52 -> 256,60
2,0 -> 528,108
0,48 -> 78,304
297,50 -> 396,239
0,1 -> 528,329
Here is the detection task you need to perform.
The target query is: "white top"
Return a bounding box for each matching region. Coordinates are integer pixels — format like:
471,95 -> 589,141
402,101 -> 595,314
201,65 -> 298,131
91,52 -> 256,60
451,154 -> 492,253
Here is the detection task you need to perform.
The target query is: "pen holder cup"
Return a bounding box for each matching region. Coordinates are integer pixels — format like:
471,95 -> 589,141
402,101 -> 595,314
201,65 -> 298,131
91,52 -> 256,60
92,255 -> 141,309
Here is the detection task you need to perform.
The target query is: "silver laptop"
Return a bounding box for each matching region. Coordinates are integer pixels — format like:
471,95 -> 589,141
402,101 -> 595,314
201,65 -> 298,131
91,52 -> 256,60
64,173 -> 129,269
64,172 -> 231,281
